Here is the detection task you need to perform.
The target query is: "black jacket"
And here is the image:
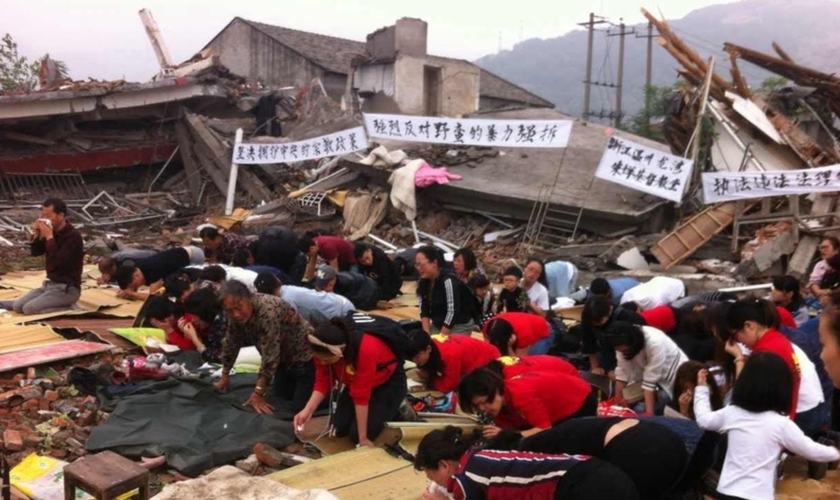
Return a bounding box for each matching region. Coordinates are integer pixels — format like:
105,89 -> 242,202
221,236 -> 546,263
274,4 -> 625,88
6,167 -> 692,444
417,270 -> 474,330
358,246 -> 403,301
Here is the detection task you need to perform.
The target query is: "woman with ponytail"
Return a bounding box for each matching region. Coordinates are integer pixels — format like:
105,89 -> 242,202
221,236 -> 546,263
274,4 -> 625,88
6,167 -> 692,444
406,330 -> 500,394
293,317 -> 406,446
414,425 -> 640,500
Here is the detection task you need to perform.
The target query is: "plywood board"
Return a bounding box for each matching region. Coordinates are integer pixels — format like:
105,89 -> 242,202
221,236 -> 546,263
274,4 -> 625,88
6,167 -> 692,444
0,323 -> 65,354
0,340 -> 112,372
331,464 -> 425,500
360,280 -> 420,322
269,447 -> 411,491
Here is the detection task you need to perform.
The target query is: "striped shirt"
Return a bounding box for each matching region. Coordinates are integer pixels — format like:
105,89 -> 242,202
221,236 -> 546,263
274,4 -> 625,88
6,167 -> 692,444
448,450 -> 590,500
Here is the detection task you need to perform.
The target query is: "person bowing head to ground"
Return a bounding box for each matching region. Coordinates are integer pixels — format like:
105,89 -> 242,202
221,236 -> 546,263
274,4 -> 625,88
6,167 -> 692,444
406,330 -> 500,394
414,426 -> 640,500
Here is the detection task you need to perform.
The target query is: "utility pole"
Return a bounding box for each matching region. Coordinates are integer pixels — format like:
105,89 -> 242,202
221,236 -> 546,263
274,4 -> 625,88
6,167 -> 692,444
578,13 -> 608,121
608,20 -> 634,128
636,22 -> 657,135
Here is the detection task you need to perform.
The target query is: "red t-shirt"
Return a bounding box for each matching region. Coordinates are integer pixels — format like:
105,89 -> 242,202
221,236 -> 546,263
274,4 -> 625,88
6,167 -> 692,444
484,312 -> 549,350
640,305 -> 676,333
494,371 -> 592,430
431,334 -> 500,393
314,236 -> 356,265
498,355 -> 579,379
775,306 -> 797,330
163,317 -> 197,350
313,334 -> 395,405
753,329 -> 801,418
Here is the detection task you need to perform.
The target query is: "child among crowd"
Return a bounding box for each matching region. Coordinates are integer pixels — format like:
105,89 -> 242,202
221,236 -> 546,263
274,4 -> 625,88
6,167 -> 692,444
495,266 -> 530,314
694,352 -> 839,500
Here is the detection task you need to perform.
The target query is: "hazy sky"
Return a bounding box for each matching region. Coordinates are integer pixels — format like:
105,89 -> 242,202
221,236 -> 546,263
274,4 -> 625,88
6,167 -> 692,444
4,0 -> 741,82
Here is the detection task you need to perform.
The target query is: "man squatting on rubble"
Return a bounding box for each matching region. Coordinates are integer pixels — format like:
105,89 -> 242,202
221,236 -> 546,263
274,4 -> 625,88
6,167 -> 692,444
0,198 -> 84,315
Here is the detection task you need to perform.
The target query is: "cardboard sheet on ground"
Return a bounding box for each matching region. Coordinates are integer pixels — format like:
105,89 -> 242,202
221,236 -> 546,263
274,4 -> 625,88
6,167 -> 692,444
0,288 -> 143,325
366,280 -> 420,322
0,266 -> 100,291
0,323 -> 65,354
0,340 -> 113,372
86,376 -> 297,477
156,465 -> 338,500
269,447 -> 427,500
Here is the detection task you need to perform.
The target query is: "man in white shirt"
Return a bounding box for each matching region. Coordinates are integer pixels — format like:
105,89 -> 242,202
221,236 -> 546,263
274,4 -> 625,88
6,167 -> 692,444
620,276 -> 685,310
254,272 -> 354,326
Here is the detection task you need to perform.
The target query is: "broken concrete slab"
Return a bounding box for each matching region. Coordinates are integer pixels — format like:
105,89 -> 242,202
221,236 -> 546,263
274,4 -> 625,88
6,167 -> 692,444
734,228 -> 796,279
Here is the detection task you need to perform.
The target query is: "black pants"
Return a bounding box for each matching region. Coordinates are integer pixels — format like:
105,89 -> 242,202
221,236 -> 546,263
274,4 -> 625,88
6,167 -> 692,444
554,457 -> 640,500
333,367 -> 407,443
565,389 -> 598,421
522,418 -> 687,500
273,360 -> 315,413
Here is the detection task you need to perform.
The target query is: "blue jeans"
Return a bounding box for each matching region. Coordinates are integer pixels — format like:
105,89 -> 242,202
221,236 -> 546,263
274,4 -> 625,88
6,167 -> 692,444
795,400 -> 831,438
528,324 -> 557,355
632,389 -> 672,415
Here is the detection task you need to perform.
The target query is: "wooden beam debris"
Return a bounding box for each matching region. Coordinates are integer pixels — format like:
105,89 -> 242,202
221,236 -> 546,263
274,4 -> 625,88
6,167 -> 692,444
184,112 -> 274,203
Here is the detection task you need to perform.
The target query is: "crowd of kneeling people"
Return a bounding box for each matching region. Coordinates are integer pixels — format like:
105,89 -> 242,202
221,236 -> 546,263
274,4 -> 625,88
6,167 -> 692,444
94,227 -> 840,500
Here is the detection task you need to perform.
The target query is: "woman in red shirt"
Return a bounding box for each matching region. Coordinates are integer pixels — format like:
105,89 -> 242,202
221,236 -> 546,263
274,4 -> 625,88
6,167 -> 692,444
293,317 -> 406,447
639,305 -> 678,334
406,330 -> 500,393
496,355 -> 580,378
483,312 -> 550,356
458,361 -> 596,439
721,299 -> 801,418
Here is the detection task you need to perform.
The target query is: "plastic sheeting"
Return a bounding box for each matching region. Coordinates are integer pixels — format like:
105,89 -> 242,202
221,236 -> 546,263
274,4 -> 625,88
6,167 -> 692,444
86,375 -> 297,477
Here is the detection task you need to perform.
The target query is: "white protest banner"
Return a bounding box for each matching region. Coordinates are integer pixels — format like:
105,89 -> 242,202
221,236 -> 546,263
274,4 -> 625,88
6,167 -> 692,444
594,136 -> 693,203
702,164 -> 840,203
232,126 -> 368,164
363,113 -> 572,148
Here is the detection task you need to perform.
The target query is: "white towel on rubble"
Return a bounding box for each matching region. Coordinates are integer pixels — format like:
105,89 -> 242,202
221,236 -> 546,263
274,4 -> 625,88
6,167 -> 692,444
388,159 -> 425,221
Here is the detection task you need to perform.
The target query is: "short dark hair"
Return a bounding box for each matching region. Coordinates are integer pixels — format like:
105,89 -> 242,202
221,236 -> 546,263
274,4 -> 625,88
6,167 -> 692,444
144,296 -> 175,322
454,248 -> 478,273
98,256 -> 117,274
414,426 -> 480,470
199,227 -> 219,240
731,352 -> 792,414
199,265 -> 227,283
232,248 -> 251,267
416,245 -> 444,268
823,236 -> 840,251
772,275 -> 803,306
42,198 -> 67,215
406,329 -> 444,380
115,265 -> 138,290
458,367 -> 505,414
299,236 -> 316,253
467,274 -> 490,291
502,266 -> 523,280
604,321 -> 646,360
219,279 -> 252,300
581,296 -> 613,327
590,278 -> 611,296
721,299 -> 778,341
823,291 -> 840,356
827,253 -> 840,272
183,287 -> 221,324
484,318 -> 515,356
353,242 -> 373,261
254,272 -> 280,294
164,272 -> 193,300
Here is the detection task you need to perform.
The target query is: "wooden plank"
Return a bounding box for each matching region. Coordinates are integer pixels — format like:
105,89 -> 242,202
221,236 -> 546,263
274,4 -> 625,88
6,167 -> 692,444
185,112 -> 274,202
651,201 -> 752,269
191,138 -> 230,196
174,121 -> 202,201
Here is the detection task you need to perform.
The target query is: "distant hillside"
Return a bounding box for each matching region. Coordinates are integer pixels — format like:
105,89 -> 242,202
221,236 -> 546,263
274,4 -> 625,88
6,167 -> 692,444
476,0 -> 840,121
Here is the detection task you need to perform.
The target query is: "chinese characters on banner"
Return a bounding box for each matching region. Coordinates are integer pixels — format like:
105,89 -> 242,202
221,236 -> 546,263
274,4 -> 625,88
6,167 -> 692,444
594,136 -> 693,203
363,113 -> 572,148
702,164 -> 840,203
232,126 -> 369,165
